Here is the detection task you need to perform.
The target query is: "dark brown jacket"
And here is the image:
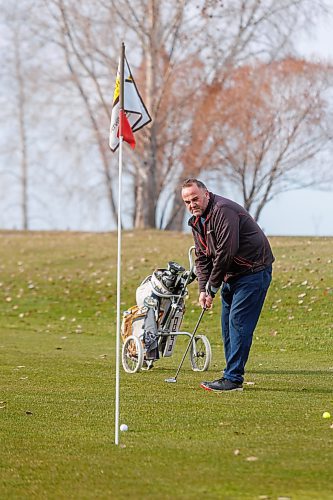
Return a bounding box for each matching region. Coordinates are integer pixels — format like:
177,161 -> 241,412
188,193 -> 274,292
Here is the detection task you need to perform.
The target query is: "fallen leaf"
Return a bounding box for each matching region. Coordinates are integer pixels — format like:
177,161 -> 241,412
246,456 -> 258,462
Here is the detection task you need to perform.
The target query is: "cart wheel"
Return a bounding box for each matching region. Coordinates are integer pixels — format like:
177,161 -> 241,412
190,334 -> 211,372
122,335 -> 144,373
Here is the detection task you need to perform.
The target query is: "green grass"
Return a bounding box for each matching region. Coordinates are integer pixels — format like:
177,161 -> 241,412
1,230 -> 333,499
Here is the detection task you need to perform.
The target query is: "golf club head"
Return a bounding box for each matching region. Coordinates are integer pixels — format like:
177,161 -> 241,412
165,377 -> 177,383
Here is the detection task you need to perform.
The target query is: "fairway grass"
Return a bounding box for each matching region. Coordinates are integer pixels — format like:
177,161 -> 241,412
1,231 -> 333,499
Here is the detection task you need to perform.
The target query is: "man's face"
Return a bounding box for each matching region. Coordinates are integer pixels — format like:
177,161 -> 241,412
181,184 -> 209,217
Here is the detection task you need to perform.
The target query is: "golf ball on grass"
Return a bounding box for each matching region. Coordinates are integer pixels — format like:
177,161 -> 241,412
120,424 -> 128,432
322,412 -> 331,419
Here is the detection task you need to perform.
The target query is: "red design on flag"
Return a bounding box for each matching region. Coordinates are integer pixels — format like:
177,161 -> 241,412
118,110 -> 136,149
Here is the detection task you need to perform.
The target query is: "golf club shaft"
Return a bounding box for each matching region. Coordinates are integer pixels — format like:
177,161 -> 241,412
172,307 -> 206,381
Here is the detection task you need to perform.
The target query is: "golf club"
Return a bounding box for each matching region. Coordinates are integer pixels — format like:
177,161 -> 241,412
165,306 -> 206,383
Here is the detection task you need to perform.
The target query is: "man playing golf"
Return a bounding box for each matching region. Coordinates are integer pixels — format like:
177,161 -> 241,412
181,179 -> 274,392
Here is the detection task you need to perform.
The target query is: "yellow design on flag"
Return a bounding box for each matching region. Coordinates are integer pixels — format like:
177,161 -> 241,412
113,77 -> 120,103
109,57 -> 151,152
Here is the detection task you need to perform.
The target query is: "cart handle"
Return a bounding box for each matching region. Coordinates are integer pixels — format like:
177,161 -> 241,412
188,246 -> 196,276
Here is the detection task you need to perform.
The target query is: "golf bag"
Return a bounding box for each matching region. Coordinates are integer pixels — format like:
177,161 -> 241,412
121,260 -> 194,360
121,247 -> 212,374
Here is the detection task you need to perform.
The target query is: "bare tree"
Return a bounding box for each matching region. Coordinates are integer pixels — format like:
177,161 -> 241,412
185,58 -> 333,221
34,0 -> 120,225
97,0 -> 206,228
13,28 -> 29,229
31,0 -> 216,228
165,0 -> 333,229
0,4 -> 34,229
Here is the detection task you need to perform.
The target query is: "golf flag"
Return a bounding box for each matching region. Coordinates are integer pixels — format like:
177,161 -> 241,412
109,56 -> 151,152
112,43 -> 152,447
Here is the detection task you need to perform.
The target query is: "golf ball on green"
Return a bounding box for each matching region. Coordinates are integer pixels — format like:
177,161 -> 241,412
322,412 -> 331,419
120,424 -> 128,432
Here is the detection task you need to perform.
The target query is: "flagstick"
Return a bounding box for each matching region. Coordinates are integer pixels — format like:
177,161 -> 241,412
115,134 -> 123,446
114,42 -> 125,446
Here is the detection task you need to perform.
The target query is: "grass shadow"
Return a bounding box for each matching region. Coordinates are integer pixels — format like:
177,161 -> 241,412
248,369 -> 332,376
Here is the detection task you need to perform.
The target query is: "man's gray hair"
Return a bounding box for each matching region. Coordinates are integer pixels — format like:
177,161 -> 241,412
181,178 -> 208,190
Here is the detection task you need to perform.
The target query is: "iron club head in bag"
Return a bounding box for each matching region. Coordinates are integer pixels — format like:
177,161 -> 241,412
165,306 -> 206,383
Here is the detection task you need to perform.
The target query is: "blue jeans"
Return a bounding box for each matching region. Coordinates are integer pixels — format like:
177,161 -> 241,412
221,266 -> 272,383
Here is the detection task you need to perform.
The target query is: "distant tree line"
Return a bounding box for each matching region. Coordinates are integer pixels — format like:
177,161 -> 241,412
0,0 -> 332,230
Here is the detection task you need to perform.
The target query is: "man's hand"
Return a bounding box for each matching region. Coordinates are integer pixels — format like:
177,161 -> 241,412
199,291 -> 213,309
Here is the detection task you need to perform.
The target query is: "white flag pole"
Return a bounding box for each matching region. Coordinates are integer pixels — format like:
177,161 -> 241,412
114,42 -> 125,446
115,138 -> 123,446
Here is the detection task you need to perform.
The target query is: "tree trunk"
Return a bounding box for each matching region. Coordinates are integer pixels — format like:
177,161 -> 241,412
146,123 -> 157,228
15,31 -> 28,230
164,193 -> 186,231
134,165 -> 146,228
142,0 -> 158,228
